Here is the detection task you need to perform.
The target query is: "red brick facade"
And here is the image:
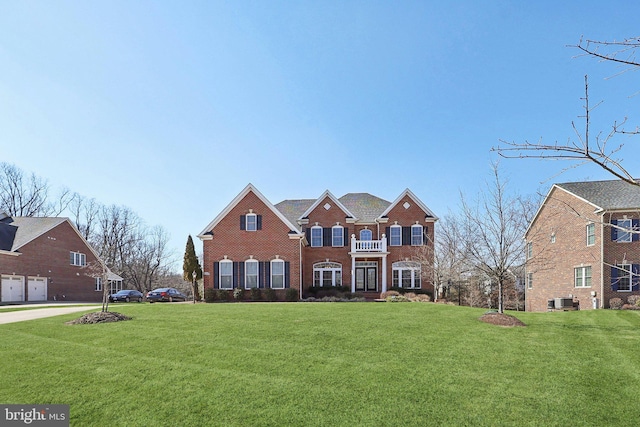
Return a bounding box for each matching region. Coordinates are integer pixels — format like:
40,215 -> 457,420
525,183 -> 640,311
199,185 -> 437,299
0,219 -> 106,302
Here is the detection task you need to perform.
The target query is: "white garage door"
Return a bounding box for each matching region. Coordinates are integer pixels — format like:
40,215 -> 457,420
1,275 -> 25,302
28,277 -> 47,301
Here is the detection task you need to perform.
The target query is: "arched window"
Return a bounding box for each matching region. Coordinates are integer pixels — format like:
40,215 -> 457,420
219,259 -> 233,290
313,262 -> 342,287
271,259 -> 285,289
359,229 -> 372,241
392,261 -> 421,289
245,259 -> 259,289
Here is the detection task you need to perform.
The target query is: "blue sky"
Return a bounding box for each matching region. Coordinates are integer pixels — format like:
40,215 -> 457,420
2,1 -> 639,266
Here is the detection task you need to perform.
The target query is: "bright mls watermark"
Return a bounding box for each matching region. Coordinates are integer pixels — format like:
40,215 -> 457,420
1,405 -> 69,426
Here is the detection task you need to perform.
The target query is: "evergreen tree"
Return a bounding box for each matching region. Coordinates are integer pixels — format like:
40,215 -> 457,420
183,235 -> 203,302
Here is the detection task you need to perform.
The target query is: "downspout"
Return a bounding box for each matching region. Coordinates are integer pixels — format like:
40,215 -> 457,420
299,236 -> 303,300
600,211 -> 605,309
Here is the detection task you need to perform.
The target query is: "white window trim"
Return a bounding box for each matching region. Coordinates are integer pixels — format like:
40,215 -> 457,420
245,260 -> 259,289
586,223 -> 595,246
392,261 -> 421,289
359,229 -> 372,241
270,259 -> 285,289
617,219 -> 632,243
313,262 -> 342,287
527,273 -> 533,290
411,224 -> 424,246
332,225 -> 344,247
616,263 -> 632,292
311,226 -> 323,247
389,225 -> 401,246
95,277 -> 102,292
219,260 -> 233,290
246,213 -> 257,232
70,251 -> 86,266
574,266 -> 592,288
526,242 -> 533,259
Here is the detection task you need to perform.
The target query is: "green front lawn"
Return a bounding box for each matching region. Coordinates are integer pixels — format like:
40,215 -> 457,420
1,303 -> 639,426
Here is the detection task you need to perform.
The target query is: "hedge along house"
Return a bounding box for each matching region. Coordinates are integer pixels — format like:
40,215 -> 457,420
524,179 -> 640,311
0,213 -> 123,303
198,184 -> 437,299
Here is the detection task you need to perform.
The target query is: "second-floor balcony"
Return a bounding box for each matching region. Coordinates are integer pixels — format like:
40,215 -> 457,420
351,234 -> 387,253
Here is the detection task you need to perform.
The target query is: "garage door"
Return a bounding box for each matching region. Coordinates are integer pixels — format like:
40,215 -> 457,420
28,277 -> 47,301
1,275 -> 25,302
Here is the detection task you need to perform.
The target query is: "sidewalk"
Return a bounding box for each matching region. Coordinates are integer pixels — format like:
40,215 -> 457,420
0,304 -> 101,324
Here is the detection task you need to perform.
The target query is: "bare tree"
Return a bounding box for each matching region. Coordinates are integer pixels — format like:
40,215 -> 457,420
494,36 -> 640,186
0,163 -> 51,216
460,163 -> 531,313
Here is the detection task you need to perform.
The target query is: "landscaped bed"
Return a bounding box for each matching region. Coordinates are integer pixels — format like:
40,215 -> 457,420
1,303 -> 639,426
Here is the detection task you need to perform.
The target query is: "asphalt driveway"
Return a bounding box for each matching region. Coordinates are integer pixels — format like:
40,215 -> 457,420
0,304 -> 101,325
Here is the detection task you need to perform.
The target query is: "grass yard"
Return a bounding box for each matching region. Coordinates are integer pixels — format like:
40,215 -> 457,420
1,302 -> 640,426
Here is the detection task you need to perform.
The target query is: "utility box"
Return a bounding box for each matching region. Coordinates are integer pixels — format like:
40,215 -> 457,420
554,297 -> 574,310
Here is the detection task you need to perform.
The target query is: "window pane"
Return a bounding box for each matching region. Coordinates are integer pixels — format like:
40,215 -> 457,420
390,226 -> 401,246
402,270 -> 411,288
220,262 -> 232,274
360,229 -> 372,241
618,220 -> 632,242
392,270 -> 399,287
585,266 -> 592,287
332,227 -> 343,247
314,270 -> 320,286
411,226 -> 423,245
323,271 -> 332,287
246,214 -> 257,231
311,227 -> 322,247
587,224 -> 595,245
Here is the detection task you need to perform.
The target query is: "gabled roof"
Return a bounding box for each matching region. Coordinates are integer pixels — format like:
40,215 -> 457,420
274,199 -> 315,232
297,190 -> 357,222
198,183 -> 303,238
556,179 -> 640,210
379,188 -> 438,220
338,193 -> 391,223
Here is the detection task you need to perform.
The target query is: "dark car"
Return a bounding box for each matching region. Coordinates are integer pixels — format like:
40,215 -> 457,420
146,287 -> 188,303
109,289 -> 144,303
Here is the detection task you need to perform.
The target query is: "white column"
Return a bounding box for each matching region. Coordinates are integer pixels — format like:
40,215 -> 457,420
381,255 -> 387,293
351,255 -> 356,293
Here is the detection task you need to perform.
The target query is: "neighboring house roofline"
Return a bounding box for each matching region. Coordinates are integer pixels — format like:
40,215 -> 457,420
197,183 -> 303,239
298,190 -> 357,222
378,188 -> 438,221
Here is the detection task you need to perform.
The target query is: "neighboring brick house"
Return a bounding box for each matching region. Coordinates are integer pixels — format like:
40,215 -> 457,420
525,179 -> 640,311
0,214 -> 122,302
198,184 -> 437,298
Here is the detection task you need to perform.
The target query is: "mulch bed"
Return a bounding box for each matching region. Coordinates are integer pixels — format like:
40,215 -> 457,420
479,312 -> 526,327
66,311 -> 132,325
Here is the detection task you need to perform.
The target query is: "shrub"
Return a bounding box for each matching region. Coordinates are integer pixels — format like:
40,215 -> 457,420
386,294 -> 411,303
388,287 -> 434,299
380,290 -> 400,299
285,288 -> 299,302
264,288 -> 277,302
215,289 -> 230,301
609,298 -> 624,310
627,295 -> 640,306
250,288 -> 262,301
204,287 -> 217,303
411,294 -> 431,302
233,288 -> 245,301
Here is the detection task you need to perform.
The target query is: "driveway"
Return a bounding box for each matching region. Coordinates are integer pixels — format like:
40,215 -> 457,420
0,304 -> 101,325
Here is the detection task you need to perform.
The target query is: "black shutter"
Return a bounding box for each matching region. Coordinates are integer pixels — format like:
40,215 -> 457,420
240,215 -> 246,231
385,227 -> 390,240
257,215 -> 263,230
344,227 -> 349,246
213,262 -> 219,289
633,264 -> 640,291
305,227 -> 311,244
259,262 -> 265,288
265,262 -> 271,288
611,220 -> 618,241
233,262 -> 239,289
402,227 -> 411,245
323,227 -> 331,246
285,261 -> 290,288
633,220 -> 639,242
611,266 -> 619,291
239,262 -> 245,288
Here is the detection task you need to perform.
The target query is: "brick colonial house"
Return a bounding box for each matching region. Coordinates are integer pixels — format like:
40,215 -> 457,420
525,179 -> 640,311
0,214 -> 122,302
198,184 -> 437,299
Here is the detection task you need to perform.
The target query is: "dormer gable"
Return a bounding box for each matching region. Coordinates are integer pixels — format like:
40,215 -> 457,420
378,188 -> 438,221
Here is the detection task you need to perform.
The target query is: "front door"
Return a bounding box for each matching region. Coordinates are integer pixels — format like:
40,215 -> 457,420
355,265 -> 377,292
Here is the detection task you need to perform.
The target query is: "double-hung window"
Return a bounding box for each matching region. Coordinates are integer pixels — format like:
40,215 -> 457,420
616,264 -> 632,291
526,242 -> 533,259
332,225 -> 344,247
70,251 -> 86,266
616,219 -> 632,243
574,266 -> 592,288
245,260 -> 258,289
271,260 -> 285,289
586,223 -> 595,246
219,260 -> 233,289
246,213 -> 257,231
311,226 -> 323,247
95,277 -> 102,292
389,225 -> 401,246
527,273 -> 533,289
411,224 -> 424,246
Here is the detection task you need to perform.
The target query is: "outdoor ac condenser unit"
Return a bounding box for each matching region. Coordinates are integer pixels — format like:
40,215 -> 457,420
554,297 -> 573,310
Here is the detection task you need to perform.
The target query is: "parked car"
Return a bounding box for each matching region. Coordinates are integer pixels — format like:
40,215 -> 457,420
109,289 -> 144,303
146,288 -> 188,303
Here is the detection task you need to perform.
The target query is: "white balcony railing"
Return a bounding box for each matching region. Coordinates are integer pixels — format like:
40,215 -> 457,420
351,234 -> 387,253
